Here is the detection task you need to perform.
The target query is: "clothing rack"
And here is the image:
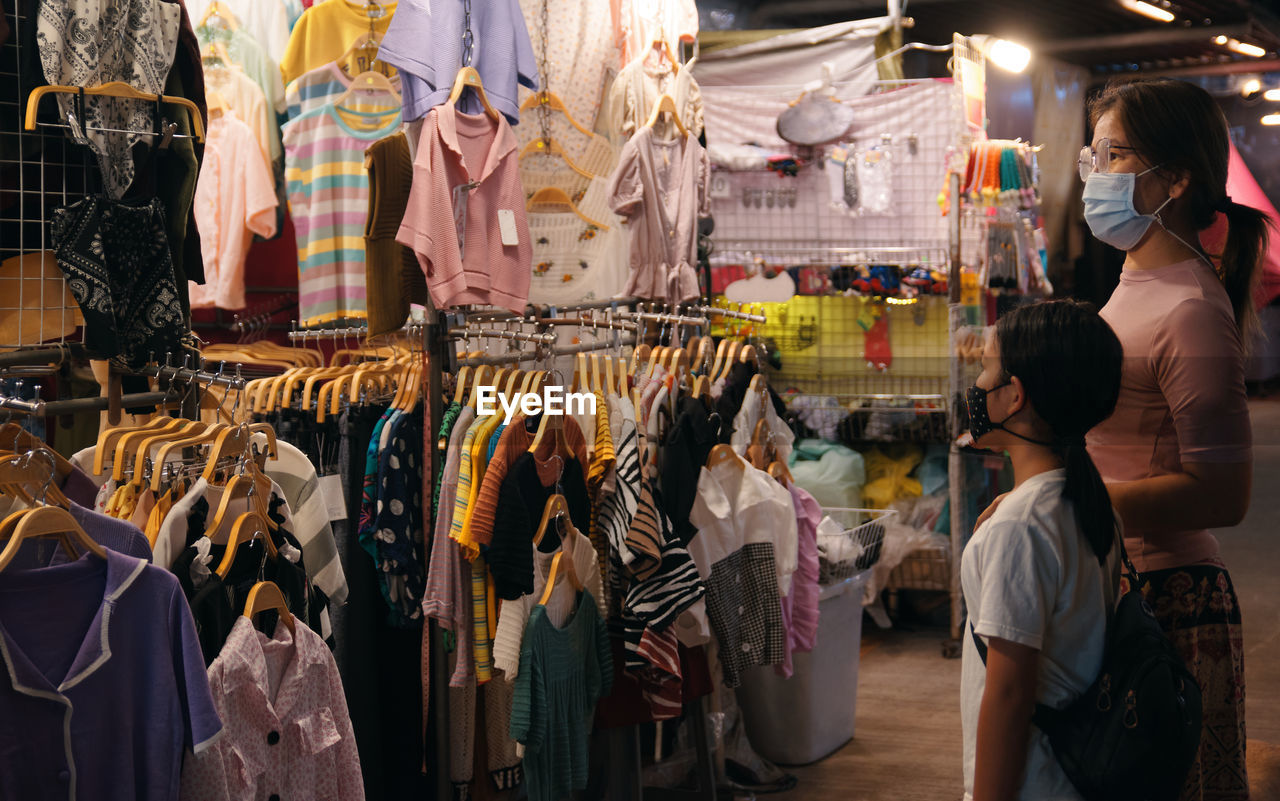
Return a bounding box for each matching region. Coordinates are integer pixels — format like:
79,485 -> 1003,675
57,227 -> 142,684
447,327 -> 559,347
0,391 -> 171,417
142,363 -> 248,391
455,335 -> 639,367
690,305 -> 768,323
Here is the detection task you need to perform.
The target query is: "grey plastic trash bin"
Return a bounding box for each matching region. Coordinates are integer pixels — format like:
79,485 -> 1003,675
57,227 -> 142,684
736,571 -> 869,765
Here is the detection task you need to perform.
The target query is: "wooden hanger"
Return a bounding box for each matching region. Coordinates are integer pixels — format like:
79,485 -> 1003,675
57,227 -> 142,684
529,393 -> 570,459
706,443 -> 745,471
519,138 -> 594,179
533,494 -> 571,547
538,549 -> 582,606
526,187 -> 611,230
448,67 -> 500,121
0,504 -> 106,572
644,93 -> 688,137
0,451 -> 70,509
215,510 -> 277,578
768,460 -> 794,487
24,82 -> 206,142
243,580 -> 295,634
467,365 -> 496,409
520,90 -> 591,136
203,466 -> 275,541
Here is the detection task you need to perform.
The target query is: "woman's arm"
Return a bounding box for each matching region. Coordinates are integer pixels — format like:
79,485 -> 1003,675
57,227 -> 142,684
973,636 -> 1039,801
1106,460 -> 1251,532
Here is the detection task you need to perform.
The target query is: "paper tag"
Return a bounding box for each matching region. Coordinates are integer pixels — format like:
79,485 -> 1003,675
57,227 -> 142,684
318,474 -> 348,522
497,209 -> 519,246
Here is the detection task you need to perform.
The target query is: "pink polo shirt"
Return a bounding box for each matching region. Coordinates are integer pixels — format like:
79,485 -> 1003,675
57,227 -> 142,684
1086,258 -> 1252,572
397,105 -> 531,313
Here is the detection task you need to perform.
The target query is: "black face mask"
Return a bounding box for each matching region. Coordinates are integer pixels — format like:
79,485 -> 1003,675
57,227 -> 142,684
965,382 -> 1054,447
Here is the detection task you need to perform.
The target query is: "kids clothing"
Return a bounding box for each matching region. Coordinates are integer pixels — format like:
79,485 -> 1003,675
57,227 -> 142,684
190,114 -> 278,311
284,103 -> 402,325
1086,258 -> 1252,573
960,469 -> 1119,801
285,61 -> 403,120
280,0 -> 398,85
509,591 -> 612,801
607,126 -> 710,304
379,0 -> 538,124
397,105 -> 532,312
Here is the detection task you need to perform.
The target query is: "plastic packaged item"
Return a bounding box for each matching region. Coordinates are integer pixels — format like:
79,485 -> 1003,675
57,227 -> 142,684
854,145 -> 892,215
787,439 -> 865,509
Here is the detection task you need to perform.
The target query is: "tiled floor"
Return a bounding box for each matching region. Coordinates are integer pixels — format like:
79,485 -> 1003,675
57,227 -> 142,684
765,396 -> 1280,800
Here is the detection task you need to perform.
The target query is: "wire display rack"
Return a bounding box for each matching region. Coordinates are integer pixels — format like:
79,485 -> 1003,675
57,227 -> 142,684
705,44 -> 991,655
0,6 -> 88,351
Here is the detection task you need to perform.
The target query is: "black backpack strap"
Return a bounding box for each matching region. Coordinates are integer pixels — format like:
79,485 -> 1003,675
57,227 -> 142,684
970,621 -> 988,665
970,621 -> 1062,734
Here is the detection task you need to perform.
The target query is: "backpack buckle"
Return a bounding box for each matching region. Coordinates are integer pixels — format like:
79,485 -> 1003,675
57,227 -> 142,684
1096,674 -> 1112,712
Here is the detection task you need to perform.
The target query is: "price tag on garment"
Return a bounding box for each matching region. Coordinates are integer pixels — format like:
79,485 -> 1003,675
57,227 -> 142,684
318,474 -> 348,522
497,209 -> 519,246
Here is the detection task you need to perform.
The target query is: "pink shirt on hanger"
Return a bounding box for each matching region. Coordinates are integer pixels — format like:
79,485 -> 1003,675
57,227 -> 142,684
189,114 -> 278,311
397,105 -> 532,313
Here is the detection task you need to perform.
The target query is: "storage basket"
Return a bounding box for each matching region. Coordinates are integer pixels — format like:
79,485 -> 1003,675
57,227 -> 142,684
816,507 -> 896,584
886,540 -> 952,592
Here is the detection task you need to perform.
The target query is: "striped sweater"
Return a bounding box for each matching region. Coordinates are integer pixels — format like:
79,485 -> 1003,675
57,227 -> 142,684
283,103 -> 401,325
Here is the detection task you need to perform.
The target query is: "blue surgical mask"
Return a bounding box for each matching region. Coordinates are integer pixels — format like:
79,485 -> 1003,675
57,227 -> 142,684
1082,167 -> 1171,251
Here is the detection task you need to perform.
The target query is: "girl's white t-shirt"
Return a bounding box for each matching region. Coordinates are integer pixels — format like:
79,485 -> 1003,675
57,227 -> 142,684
960,468 -> 1119,801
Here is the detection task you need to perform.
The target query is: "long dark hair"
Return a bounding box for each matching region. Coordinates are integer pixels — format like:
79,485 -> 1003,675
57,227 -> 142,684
996,301 -> 1124,563
1089,78 -> 1271,345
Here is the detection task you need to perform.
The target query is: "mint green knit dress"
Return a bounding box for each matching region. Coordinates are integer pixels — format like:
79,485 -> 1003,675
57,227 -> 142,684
509,590 -> 613,801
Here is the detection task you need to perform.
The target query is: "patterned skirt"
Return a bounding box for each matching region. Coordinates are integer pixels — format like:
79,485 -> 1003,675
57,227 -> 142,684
1122,561 -> 1248,801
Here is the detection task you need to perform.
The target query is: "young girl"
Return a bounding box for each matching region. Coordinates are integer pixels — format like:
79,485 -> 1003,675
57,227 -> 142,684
961,300 -> 1124,801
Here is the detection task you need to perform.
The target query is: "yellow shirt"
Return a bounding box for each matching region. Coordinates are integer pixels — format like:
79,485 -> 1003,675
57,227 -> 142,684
280,0 -> 398,84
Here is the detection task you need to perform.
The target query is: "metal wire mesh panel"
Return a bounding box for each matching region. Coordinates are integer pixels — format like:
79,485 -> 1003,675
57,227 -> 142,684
710,79 -> 956,264
0,6 -> 85,351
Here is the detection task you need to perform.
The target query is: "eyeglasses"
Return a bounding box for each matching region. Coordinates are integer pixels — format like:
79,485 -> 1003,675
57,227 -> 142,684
1077,139 -> 1139,181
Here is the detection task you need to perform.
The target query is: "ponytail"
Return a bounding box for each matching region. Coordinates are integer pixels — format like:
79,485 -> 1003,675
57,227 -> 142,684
1216,200 -> 1272,348
1059,440 -> 1115,565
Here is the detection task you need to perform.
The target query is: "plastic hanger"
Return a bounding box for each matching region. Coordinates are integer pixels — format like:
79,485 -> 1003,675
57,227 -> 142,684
243,580 -> 295,634
25,82 -> 206,142
336,70 -> 401,108
215,510 -> 277,578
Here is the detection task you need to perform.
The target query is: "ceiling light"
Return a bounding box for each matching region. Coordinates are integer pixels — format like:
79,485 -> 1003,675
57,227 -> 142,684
1266,89 -> 1280,101
1243,78 -> 1262,95
1261,113 -> 1280,125
1215,36 -> 1267,57
985,38 -> 1032,73
1119,0 -> 1175,23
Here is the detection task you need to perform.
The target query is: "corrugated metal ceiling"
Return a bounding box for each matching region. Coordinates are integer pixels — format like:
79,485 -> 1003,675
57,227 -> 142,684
730,0 -> 1280,72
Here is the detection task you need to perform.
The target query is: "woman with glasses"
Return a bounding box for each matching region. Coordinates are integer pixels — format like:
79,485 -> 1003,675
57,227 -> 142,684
1078,78 -> 1265,801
